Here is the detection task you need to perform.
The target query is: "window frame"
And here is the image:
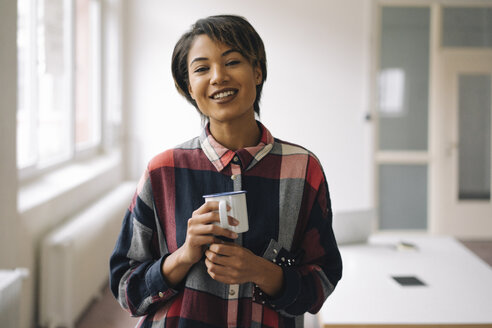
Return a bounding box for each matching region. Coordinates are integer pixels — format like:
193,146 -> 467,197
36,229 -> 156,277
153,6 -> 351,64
17,0 -> 115,182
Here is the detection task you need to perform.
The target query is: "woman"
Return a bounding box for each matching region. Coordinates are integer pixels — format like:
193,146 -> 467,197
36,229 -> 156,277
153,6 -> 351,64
110,15 -> 342,328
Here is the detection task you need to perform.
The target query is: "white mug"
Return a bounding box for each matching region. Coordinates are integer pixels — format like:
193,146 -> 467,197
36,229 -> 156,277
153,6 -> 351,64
203,191 -> 249,233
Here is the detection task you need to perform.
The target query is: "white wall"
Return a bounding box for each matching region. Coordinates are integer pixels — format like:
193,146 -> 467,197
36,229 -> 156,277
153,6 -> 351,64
124,0 -> 373,212
0,0 -> 19,269
0,1 -> 24,326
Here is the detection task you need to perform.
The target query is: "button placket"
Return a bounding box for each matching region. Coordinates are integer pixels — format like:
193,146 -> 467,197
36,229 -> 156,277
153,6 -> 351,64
228,285 -> 239,297
230,163 -> 242,189
227,161 -> 242,325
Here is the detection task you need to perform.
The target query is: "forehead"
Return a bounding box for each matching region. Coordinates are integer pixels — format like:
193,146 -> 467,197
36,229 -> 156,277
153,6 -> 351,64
187,34 -> 238,65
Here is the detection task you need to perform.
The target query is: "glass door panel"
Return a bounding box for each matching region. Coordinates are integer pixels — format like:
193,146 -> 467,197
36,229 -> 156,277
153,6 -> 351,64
442,7 -> 492,48
379,164 -> 428,230
458,75 -> 491,200
378,7 -> 430,151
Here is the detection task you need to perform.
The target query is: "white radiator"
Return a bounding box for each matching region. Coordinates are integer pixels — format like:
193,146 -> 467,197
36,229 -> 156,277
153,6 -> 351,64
39,182 -> 135,328
0,268 -> 28,328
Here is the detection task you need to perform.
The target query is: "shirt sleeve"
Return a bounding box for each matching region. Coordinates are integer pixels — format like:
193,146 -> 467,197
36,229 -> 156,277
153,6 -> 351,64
259,155 -> 343,317
109,168 -> 179,316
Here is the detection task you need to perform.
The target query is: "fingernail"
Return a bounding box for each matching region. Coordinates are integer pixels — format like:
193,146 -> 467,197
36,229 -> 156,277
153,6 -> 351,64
232,218 -> 239,225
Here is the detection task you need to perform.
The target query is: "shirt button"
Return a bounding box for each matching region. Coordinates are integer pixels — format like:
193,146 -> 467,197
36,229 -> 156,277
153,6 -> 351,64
233,155 -> 239,163
158,292 -> 164,298
229,289 -> 236,296
231,174 -> 237,180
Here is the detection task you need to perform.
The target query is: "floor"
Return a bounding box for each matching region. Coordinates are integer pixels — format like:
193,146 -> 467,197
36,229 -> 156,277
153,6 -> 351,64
460,239 -> 492,266
75,286 -> 139,328
75,240 -> 492,328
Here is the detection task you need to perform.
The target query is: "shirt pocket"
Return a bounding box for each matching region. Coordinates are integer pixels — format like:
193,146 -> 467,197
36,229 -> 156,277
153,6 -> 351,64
261,239 -> 304,268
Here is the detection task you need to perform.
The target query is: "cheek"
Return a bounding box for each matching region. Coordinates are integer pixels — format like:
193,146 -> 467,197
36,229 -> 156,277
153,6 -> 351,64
188,77 -> 205,98
246,80 -> 258,101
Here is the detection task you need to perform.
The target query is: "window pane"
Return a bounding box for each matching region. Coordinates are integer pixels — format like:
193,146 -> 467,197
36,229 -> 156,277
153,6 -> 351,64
442,7 -> 492,48
379,164 -> 428,230
37,0 -> 71,165
75,0 -> 101,150
17,0 -> 36,169
104,0 -> 122,148
458,75 -> 491,200
378,7 -> 430,151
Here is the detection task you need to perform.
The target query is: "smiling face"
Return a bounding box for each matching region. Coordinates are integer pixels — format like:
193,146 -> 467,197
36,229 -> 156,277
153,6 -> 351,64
187,34 -> 262,126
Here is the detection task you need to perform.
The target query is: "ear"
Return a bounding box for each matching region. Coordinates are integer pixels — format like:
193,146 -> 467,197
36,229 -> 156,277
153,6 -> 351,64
254,64 -> 262,85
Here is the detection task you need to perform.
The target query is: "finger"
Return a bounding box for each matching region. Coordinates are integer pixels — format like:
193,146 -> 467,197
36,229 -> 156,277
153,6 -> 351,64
208,243 -> 238,256
198,213 -> 238,227
193,201 -> 230,215
227,215 -> 240,226
186,235 -> 216,248
204,257 -> 227,277
212,237 -> 225,244
192,210 -> 236,227
205,258 -> 229,276
190,223 -> 238,240
204,249 -> 228,266
205,262 -> 239,284
188,211 -> 221,226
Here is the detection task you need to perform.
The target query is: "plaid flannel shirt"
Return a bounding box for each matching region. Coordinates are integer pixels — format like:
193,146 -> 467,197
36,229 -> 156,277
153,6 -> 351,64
109,121 -> 342,328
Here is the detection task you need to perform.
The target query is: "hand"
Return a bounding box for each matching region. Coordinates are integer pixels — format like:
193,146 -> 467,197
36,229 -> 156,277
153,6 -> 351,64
180,201 -> 239,265
161,201 -> 239,287
204,242 -> 259,284
204,242 -> 284,297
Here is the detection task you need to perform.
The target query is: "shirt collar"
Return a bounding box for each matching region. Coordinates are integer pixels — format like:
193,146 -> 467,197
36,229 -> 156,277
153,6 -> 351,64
199,121 -> 274,172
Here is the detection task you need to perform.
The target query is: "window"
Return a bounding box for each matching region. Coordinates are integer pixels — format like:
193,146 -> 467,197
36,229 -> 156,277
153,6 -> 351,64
17,0 -> 121,177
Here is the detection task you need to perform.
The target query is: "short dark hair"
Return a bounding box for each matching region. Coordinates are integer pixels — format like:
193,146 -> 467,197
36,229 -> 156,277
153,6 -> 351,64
171,15 -> 267,117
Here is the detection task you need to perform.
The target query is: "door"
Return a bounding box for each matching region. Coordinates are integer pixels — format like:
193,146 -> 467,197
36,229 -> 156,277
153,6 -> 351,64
435,52 -> 492,237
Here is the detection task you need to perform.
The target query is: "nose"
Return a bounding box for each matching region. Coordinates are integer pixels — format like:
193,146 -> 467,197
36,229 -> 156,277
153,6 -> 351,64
210,64 -> 228,85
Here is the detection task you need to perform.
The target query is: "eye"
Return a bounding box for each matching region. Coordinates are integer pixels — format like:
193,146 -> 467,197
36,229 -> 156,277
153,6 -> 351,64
226,60 -> 240,66
193,66 -> 209,73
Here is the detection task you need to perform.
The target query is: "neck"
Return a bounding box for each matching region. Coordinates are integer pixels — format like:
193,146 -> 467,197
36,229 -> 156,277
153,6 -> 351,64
208,113 -> 261,151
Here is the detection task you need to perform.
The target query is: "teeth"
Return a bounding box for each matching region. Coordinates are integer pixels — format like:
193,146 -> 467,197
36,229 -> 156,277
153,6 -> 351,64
213,90 -> 236,99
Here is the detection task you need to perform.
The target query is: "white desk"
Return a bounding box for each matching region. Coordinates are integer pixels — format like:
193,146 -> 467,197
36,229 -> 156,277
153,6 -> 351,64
319,234 -> 492,327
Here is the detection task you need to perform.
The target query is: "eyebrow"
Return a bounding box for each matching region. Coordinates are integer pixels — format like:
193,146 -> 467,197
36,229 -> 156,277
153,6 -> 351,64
190,49 -> 241,66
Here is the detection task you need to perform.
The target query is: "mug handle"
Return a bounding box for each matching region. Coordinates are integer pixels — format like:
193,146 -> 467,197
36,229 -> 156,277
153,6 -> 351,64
218,199 -> 229,229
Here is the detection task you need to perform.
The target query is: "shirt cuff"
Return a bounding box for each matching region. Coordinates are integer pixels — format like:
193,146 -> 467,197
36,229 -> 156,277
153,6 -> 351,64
257,239 -> 304,310
145,255 -> 179,300
268,266 -> 301,309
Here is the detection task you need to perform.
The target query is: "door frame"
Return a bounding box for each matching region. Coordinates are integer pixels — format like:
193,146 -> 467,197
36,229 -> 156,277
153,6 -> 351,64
430,49 -> 492,238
